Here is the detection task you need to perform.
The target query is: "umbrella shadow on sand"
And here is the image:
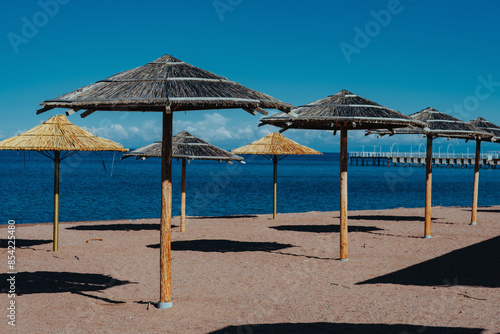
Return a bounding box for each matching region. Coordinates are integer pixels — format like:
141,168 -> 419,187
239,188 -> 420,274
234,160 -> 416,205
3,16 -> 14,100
67,223 -> 177,231
188,215 -> 258,220
463,208 -> 500,213
208,322 -> 483,334
269,225 -> 382,233
147,239 -> 295,253
0,239 -> 52,248
148,239 -> 334,261
346,215 -> 439,222
358,236 -> 500,288
0,271 -> 135,304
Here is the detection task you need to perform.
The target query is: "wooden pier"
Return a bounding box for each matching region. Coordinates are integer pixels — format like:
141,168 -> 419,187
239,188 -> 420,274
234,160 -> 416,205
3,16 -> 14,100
349,151 -> 500,168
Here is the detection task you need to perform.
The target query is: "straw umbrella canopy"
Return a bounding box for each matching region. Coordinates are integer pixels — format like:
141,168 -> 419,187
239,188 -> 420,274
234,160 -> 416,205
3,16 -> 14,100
0,114 -> 127,251
468,117 -> 500,142
368,108 -> 493,235
260,89 -> 426,260
38,53 -> 292,309
232,132 -> 321,219
122,130 -> 243,231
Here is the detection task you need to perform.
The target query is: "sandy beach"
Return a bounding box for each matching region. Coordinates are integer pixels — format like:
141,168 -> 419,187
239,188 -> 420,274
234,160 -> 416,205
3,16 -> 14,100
1,206 -> 498,333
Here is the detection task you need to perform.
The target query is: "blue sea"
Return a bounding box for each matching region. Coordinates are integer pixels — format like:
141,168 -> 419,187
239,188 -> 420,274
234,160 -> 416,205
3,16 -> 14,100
1,151 -> 499,225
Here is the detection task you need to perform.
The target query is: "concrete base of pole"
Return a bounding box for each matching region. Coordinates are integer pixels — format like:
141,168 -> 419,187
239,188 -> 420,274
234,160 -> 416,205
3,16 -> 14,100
469,222 -> 477,226
340,259 -> 349,262
156,302 -> 173,309
424,235 -> 432,239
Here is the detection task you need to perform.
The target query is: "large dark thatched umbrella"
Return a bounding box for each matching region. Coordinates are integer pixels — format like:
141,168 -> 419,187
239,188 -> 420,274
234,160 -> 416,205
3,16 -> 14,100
232,132 -> 321,219
38,54 -> 292,309
467,117 -> 500,225
369,108 -> 493,235
0,115 -> 127,251
122,130 -> 243,231
260,90 -> 426,260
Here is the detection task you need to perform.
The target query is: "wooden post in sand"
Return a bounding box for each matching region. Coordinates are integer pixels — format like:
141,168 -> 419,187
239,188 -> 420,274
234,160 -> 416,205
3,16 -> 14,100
424,136 -> 433,238
180,158 -> 187,232
471,140 -> 481,225
273,154 -> 278,219
340,126 -> 348,261
53,151 -> 60,252
159,107 -> 173,308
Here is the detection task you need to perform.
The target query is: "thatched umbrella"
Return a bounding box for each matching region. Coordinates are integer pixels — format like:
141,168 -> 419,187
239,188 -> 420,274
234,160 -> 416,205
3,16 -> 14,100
260,90 -> 426,260
466,117 -> 500,225
232,132 -> 321,219
122,130 -> 243,231
369,108 -> 493,235
38,54 -> 292,309
0,115 -> 127,251
468,117 -> 500,142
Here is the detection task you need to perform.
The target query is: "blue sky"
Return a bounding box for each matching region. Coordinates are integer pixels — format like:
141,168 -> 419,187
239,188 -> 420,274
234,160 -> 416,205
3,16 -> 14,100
1,0 -> 500,153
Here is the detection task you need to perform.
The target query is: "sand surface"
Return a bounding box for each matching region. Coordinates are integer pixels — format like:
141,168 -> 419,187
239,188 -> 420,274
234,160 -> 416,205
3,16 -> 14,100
1,206 -> 499,333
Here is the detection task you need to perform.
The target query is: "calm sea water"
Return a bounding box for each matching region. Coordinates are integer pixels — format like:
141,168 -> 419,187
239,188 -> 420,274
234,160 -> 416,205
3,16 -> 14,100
1,151 -> 499,225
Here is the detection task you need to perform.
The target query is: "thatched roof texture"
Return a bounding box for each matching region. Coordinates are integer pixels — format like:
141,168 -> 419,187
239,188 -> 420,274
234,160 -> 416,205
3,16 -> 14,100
0,114 -> 127,152
123,131 -> 243,161
369,108 -> 492,140
467,117 -> 500,142
260,90 -> 426,131
232,132 -> 321,156
40,54 -> 292,114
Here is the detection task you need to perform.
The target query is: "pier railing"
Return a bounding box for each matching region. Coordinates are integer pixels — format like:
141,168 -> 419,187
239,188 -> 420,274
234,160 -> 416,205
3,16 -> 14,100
349,151 -> 500,160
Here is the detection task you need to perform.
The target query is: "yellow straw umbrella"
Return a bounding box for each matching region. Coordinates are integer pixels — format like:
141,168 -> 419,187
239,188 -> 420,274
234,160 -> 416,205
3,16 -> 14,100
232,132 -> 321,219
0,115 -> 127,251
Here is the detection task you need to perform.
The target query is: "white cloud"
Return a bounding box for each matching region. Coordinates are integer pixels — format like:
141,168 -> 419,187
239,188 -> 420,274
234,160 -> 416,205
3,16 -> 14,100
215,127 -> 232,140
128,126 -> 142,136
109,123 -> 128,138
204,112 -> 227,126
173,112 -> 255,143
83,120 -> 162,145
235,125 -> 254,139
142,119 -> 162,135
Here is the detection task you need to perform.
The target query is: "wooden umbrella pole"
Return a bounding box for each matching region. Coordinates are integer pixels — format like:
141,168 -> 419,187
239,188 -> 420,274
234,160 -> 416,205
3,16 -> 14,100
159,108 -> 173,308
273,155 -> 277,219
424,136 -> 433,238
340,127 -> 348,261
471,140 -> 481,225
180,158 -> 187,232
53,151 -> 60,252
